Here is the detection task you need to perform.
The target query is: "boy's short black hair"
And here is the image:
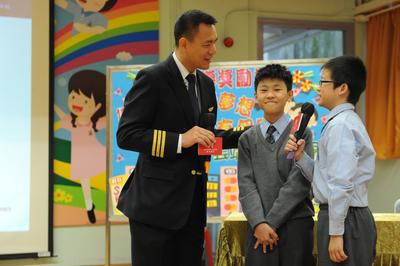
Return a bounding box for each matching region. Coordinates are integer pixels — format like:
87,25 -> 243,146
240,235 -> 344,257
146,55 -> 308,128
322,55 -> 366,105
254,64 -> 292,92
174,10 -> 217,47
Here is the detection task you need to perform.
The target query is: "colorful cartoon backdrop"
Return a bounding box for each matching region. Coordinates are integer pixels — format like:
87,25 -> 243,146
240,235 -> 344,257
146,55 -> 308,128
53,0 -> 159,226
107,59 -> 328,219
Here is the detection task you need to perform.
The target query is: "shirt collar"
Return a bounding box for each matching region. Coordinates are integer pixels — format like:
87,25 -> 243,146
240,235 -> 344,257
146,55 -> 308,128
327,103 -> 354,121
261,114 -> 291,136
172,52 -> 196,81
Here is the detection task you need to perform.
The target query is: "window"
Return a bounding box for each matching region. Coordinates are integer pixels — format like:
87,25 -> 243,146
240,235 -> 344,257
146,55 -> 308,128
258,18 -> 354,60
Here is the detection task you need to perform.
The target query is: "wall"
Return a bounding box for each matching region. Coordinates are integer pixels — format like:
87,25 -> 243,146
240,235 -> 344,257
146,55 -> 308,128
354,0 -> 400,213
159,0 -> 355,60
0,225 -> 130,266
2,0 -> 398,265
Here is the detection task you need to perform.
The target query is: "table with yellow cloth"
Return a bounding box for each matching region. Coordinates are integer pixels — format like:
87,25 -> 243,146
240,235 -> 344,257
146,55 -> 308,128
215,212 -> 400,266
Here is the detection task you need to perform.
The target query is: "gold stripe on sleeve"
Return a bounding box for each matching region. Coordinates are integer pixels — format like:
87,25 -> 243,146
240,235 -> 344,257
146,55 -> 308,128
152,130 -> 158,156
156,130 -> 162,157
160,131 -> 166,158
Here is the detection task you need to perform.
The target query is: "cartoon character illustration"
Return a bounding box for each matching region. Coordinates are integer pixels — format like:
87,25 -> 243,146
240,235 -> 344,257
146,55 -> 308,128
286,102 -> 318,128
284,100 -> 296,114
55,0 -> 118,34
54,70 -> 106,224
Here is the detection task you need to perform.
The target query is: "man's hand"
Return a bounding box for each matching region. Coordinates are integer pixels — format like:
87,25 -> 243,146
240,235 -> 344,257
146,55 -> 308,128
284,134 -> 306,161
253,223 -> 279,253
182,126 -> 215,148
329,235 -> 348,263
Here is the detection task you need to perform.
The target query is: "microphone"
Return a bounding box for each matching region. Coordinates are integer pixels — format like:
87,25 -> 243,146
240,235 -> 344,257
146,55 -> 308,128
199,113 -> 216,132
287,102 -> 315,159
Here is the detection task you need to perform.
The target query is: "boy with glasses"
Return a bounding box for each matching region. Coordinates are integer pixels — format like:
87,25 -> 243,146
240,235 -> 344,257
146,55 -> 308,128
285,55 -> 377,265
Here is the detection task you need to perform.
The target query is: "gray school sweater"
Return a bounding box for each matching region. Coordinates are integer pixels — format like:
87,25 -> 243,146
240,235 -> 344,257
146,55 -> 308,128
238,121 -> 314,230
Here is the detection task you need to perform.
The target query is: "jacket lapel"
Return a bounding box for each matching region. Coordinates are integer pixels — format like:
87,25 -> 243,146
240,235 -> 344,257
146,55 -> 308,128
165,55 -> 195,126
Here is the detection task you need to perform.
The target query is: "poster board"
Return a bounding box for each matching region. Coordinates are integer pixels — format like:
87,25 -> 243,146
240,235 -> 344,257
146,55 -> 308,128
106,59 -> 328,221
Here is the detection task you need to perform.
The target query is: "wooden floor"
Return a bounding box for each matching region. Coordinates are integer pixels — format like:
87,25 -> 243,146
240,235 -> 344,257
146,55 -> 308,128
0,260 -> 132,266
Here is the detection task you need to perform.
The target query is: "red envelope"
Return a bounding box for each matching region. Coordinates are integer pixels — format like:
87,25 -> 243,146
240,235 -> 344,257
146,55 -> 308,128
198,137 -> 223,155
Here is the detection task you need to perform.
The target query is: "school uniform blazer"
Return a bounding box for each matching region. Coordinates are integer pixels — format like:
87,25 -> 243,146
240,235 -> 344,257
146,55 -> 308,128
116,54 -> 246,230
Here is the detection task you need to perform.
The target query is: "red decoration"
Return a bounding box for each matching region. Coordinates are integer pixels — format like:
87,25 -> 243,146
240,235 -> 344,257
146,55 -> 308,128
223,37 -> 234,47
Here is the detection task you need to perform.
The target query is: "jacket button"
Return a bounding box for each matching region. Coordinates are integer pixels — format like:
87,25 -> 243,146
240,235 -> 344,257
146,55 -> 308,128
191,170 -> 196,175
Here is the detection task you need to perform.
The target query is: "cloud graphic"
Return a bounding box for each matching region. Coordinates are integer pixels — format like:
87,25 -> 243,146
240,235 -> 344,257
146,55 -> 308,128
116,51 -> 133,62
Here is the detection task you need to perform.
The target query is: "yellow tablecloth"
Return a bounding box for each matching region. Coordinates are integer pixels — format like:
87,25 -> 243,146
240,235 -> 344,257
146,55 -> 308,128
215,212 -> 400,266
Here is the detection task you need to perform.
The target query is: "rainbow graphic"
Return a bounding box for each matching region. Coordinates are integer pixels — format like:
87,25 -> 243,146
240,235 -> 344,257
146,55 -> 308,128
54,0 -> 159,75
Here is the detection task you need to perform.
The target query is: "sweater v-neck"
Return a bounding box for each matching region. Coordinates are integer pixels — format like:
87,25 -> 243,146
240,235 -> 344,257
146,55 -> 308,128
255,121 -> 293,151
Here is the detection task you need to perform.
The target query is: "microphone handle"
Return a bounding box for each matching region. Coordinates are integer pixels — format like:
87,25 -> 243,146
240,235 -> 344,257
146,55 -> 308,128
294,131 -> 303,140
287,151 -> 295,159
287,128 -> 304,160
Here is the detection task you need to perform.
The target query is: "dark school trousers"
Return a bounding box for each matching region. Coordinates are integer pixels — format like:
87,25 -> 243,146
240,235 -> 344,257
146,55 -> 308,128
317,204 -> 377,266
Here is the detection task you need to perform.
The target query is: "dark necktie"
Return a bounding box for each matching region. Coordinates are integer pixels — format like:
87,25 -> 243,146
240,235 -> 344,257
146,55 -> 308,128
186,74 -> 200,124
266,125 -> 277,144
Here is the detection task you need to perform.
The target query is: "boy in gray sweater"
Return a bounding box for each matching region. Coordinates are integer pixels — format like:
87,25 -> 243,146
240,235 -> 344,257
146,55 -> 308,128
238,64 -> 314,266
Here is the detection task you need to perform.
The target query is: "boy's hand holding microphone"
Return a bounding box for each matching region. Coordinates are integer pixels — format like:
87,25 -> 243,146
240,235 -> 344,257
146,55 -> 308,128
285,102 -> 314,161
285,134 -> 306,161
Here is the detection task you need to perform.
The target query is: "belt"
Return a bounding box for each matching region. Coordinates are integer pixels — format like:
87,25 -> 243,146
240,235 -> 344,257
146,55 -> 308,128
319,204 -> 367,212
